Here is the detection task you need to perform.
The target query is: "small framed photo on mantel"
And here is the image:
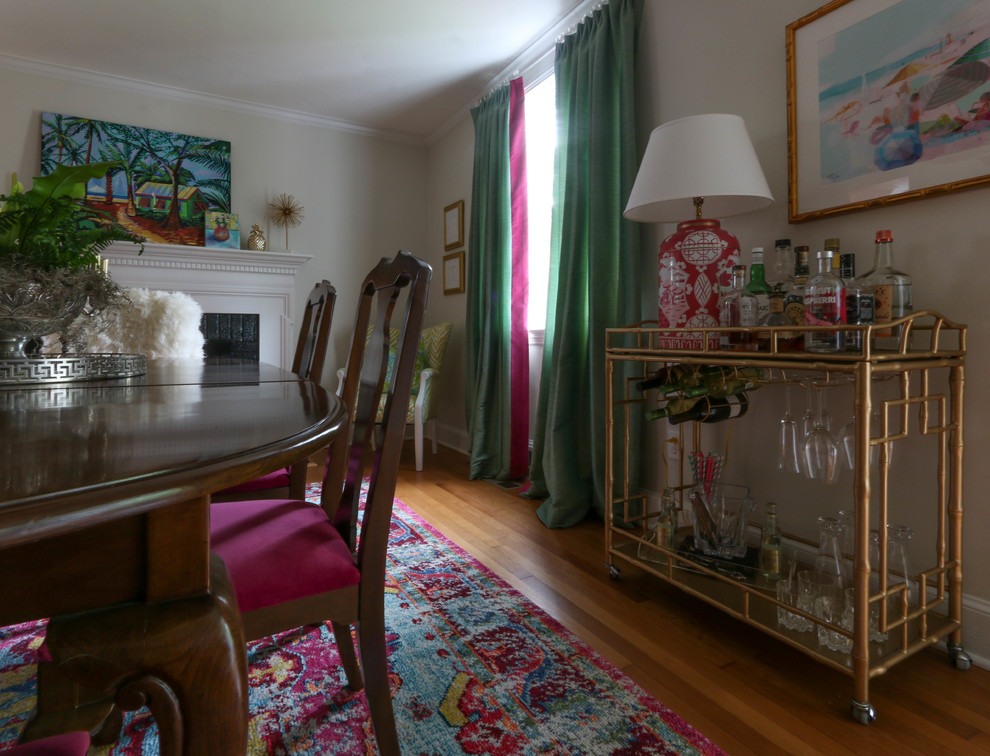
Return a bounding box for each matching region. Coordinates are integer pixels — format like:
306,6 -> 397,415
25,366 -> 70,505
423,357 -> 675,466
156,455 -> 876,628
205,211 -> 240,249
443,250 -> 465,295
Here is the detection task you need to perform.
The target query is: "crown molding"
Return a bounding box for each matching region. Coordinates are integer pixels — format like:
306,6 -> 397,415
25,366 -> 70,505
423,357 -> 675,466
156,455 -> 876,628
0,53 -> 426,147
426,0 -> 601,145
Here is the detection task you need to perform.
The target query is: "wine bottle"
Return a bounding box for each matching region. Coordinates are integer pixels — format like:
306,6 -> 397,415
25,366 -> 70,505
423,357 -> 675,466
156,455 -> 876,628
636,364 -> 689,392
668,393 -> 749,424
682,366 -> 768,398
645,394 -> 700,421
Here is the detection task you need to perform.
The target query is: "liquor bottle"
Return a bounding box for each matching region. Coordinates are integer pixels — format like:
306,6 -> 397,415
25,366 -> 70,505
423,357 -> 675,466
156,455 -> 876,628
839,253 -> 875,353
761,502 -> 782,581
682,365 -> 768,398
746,247 -> 772,323
858,229 -> 912,348
825,237 -> 842,276
769,238 -> 793,288
668,393 -> 749,425
718,265 -> 758,350
758,285 -> 799,352
782,246 -> 810,349
804,249 -> 844,353
656,490 -> 678,550
645,394 -> 700,421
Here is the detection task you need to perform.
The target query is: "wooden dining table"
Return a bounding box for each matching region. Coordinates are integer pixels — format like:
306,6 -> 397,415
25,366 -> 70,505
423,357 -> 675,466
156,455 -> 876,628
0,358 -> 348,754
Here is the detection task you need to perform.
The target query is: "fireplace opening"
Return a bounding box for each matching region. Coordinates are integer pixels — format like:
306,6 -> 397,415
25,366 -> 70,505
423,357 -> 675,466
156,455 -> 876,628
200,313 -> 260,360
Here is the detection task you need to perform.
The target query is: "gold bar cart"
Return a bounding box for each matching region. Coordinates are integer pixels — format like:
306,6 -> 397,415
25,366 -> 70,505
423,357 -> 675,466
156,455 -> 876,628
604,312 -> 970,724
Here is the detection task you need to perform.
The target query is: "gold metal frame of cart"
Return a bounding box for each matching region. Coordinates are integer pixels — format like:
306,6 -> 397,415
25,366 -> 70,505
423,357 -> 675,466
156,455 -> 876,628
603,312 -> 969,724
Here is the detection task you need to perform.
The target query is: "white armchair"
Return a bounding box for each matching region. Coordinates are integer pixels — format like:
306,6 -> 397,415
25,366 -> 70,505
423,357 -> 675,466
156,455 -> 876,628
337,321 -> 451,471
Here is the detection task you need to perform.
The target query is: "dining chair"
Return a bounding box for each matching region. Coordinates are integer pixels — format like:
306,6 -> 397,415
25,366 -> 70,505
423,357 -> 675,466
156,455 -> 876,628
10,731 -> 91,755
211,251 -> 431,756
337,321 -> 451,471
212,280 -> 336,502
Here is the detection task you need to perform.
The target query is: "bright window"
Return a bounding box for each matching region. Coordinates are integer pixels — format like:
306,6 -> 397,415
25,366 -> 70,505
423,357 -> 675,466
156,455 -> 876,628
525,74 -> 556,333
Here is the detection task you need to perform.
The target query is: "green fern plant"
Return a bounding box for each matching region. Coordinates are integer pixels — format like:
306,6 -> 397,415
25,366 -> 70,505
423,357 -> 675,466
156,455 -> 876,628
0,162 -> 143,272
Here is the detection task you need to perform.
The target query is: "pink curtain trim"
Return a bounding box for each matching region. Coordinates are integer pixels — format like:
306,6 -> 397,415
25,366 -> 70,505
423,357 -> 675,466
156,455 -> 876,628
508,78 -> 530,480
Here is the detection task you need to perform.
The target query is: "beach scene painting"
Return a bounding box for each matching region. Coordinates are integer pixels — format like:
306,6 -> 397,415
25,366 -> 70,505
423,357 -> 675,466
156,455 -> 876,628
817,0 -> 990,184
40,113 -> 231,246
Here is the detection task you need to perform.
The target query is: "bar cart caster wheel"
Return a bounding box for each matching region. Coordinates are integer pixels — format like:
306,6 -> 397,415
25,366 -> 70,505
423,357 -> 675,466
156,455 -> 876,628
850,700 -> 876,725
607,563 -> 621,580
948,643 -> 972,670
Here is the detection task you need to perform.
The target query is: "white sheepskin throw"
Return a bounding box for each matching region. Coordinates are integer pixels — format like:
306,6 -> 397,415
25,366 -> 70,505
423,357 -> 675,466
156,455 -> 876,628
75,288 -> 205,361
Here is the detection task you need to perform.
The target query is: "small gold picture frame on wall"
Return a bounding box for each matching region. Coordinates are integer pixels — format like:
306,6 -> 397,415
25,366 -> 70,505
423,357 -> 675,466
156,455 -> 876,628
443,250 -> 465,295
443,200 -> 464,250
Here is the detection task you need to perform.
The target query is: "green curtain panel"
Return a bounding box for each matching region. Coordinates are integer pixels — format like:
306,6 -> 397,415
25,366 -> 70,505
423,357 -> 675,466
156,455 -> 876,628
465,85 -> 514,481
527,0 -> 644,528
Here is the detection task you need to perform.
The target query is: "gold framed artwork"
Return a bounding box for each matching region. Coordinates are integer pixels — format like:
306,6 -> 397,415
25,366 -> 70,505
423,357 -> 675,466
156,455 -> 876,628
443,250 -> 465,295
786,0 -> 990,223
443,200 -> 464,250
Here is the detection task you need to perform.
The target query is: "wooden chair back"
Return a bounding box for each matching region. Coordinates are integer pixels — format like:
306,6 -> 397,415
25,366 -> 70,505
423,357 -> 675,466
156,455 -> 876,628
323,252 -> 431,561
291,280 -> 336,382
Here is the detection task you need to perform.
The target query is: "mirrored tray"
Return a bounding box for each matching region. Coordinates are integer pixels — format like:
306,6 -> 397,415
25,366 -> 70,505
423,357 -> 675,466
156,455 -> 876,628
0,354 -> 147,385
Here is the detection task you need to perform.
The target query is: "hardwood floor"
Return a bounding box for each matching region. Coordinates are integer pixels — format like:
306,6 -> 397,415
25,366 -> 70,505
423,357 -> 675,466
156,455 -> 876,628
313,443 -> 990,755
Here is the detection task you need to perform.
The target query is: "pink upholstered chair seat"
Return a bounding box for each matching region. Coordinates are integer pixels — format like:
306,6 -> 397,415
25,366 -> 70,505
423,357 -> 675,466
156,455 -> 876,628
211,498 -> 360,613
217,467 -> 290,495
8,732 -> 91,755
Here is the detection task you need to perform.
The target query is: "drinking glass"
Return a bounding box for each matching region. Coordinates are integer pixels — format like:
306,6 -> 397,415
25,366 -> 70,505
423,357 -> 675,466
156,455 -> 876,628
778,384 -> 801,474
801,389 -> 839,484
777,576 -> 813,632
837,409 -> 893,471
817,582 -> 852,654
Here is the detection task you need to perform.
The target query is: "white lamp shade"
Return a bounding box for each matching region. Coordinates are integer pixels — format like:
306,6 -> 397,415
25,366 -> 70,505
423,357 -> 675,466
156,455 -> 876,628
623,113 -> 774,222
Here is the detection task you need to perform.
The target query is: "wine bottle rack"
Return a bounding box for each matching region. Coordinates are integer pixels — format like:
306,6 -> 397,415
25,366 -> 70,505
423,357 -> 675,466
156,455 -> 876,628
604,311 -> 969,724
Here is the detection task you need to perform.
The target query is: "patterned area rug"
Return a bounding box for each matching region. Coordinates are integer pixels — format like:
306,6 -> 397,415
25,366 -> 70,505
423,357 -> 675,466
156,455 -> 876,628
0,486 -> 726,755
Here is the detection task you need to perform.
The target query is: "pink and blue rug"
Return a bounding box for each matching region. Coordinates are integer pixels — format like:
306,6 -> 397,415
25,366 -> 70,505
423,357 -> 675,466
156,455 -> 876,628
0,487 -> 726,755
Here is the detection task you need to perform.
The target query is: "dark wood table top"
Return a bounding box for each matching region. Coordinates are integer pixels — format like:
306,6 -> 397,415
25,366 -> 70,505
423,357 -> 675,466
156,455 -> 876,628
0,358 -> 347,548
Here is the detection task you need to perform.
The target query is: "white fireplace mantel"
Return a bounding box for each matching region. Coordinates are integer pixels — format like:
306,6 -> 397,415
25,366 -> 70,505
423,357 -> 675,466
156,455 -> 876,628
102,241 -> 312,369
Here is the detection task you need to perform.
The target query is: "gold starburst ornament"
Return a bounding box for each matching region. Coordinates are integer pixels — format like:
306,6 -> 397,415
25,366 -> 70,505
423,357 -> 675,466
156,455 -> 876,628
267,193 -> 304,250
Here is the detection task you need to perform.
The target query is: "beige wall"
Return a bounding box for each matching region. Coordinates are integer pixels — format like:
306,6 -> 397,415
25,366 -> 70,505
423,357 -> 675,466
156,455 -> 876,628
424,0 -> 990,664
0,65 -> 429,384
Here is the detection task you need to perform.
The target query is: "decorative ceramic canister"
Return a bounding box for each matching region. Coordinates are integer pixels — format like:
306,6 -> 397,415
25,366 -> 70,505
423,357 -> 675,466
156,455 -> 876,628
248,224 -> 267,251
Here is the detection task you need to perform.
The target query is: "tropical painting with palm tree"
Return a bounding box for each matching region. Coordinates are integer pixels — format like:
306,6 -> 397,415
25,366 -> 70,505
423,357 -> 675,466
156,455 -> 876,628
41,112 -> 231,246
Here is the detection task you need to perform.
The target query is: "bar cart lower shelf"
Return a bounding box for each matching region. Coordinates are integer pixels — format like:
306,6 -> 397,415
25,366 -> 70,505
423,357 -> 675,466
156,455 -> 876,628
604,315 -> 971,724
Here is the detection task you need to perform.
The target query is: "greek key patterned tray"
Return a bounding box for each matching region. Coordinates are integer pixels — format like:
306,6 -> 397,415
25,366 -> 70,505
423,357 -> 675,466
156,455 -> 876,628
0,354 -> 147,385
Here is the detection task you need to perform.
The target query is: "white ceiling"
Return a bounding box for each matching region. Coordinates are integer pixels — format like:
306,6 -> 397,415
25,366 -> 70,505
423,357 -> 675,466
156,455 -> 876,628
0,0 -> 592,143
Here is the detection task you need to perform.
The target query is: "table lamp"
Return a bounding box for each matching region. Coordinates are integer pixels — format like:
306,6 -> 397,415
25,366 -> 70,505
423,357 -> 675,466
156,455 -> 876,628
623,113 -> 773,349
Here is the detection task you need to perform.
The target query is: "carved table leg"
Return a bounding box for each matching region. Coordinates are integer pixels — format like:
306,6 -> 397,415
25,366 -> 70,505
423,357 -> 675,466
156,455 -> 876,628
22,555 -> 247,755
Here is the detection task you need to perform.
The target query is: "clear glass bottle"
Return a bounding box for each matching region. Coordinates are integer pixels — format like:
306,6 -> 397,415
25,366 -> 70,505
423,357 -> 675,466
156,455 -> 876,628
858,230 -> 912,349
719,264 -> 758,350
782,246 -> 810,350
761,502 -> 782,581
839,252 -> 875,353
770,238 -> 793,288
758,285 -> 802,351
656,490 -> 678,550
804,249 -> 844,353
746,247 -> 772,323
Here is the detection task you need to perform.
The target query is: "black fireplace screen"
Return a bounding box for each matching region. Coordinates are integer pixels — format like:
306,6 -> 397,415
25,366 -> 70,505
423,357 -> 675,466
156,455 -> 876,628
200,313 -> 260,360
